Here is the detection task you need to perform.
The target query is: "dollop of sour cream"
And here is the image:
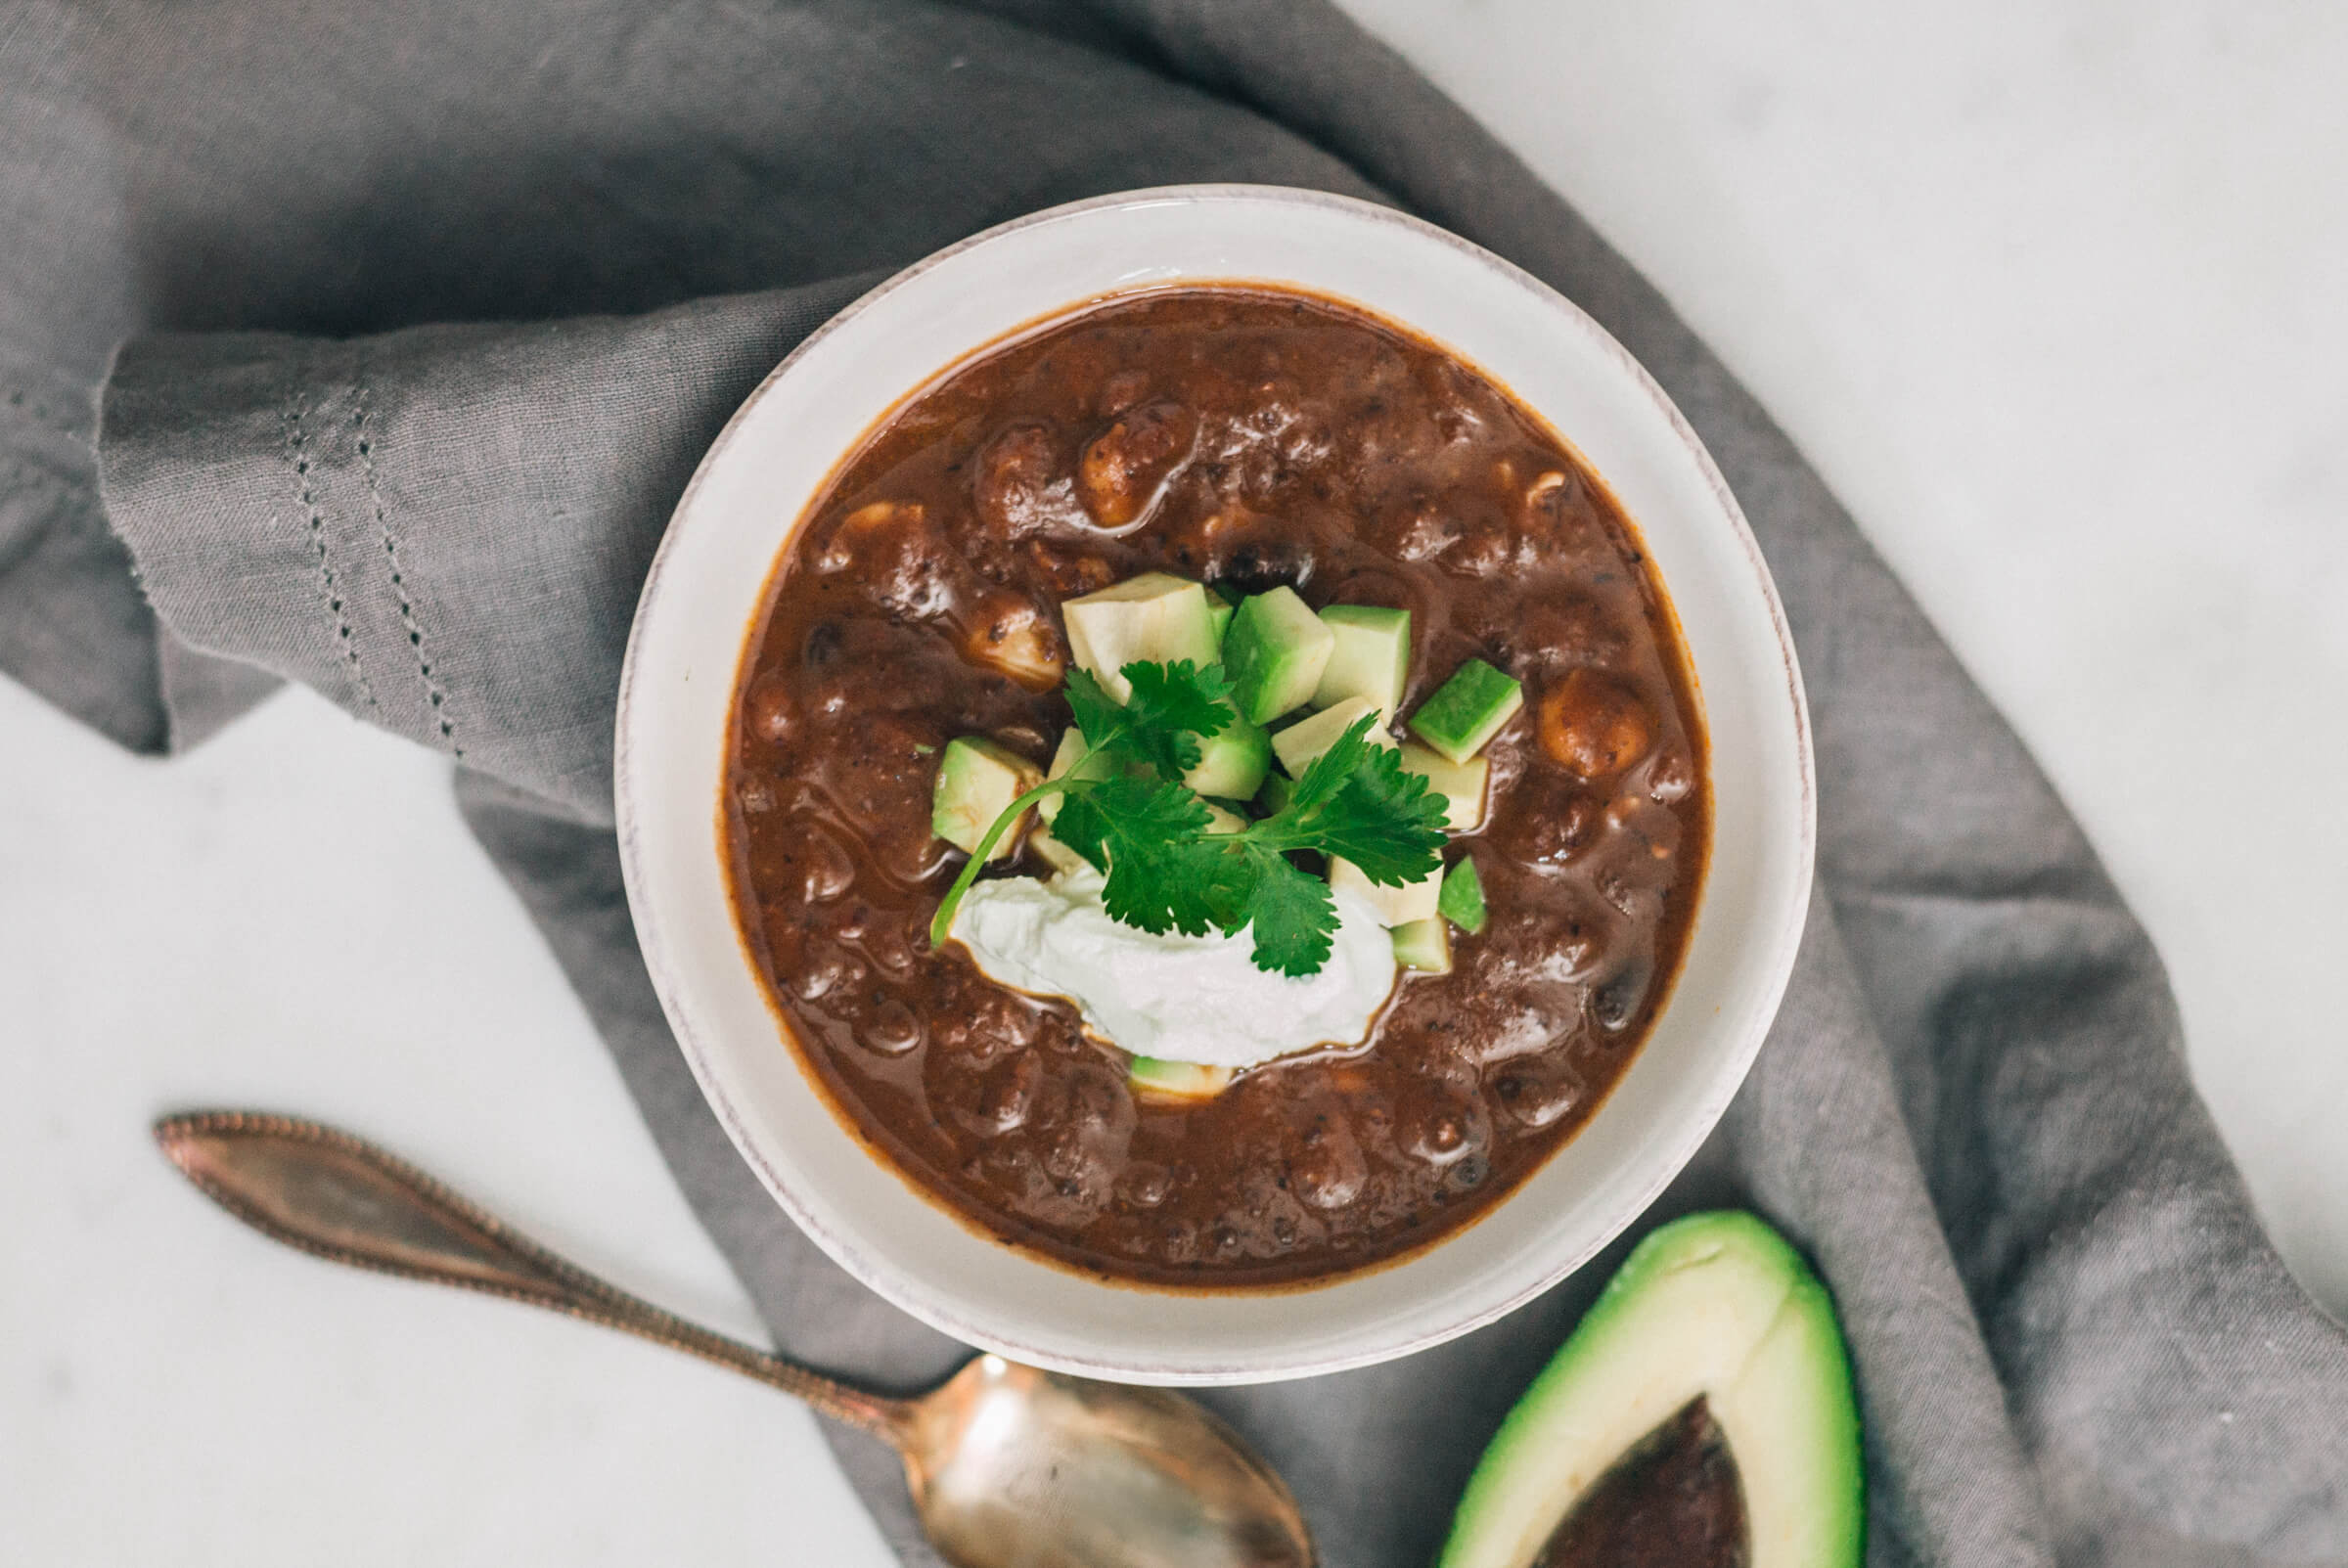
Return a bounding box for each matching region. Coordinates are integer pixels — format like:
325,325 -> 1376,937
948,869 -> 1397,1068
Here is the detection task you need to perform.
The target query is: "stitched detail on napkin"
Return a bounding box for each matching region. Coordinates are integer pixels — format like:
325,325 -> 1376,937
351,389 -> 461,757
284,401 -> 379,712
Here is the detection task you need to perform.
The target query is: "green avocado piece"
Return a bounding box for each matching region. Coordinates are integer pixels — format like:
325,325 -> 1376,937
1184,715 -> 1271,800
1313,604 -> 1412,718
1036,727 -> 1109,826
1438,857 -> 1487,934
1223,586 -> 1336,724
1128,1057 -> 1234,1099
1028,825 -> 1090,875
1205,583 -> 1239,646
1409,658 -> 1524,763
1400,740 -> 1489,832
1061,572 -> 1219,703
1269,694 -> 1395,779
1391,917 -> 1453,974
1328,854 -> 1441,926
930,737 -> 1043,859
1438,1211 -> 1864,1568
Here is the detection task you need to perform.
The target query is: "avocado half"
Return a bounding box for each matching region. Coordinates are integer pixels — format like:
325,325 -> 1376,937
1439,1211 -> 1864,1568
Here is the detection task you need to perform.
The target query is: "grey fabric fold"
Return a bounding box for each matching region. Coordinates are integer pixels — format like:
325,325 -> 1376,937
4,2 -> 2341,1565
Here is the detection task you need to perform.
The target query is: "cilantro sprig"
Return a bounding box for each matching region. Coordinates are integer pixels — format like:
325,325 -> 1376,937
927,660 -> 1449,976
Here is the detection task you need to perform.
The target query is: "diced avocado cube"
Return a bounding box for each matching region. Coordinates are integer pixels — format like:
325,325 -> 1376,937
1205,583 -> 1239,646
1408,658 -> 1524,763
1391,917 -> 1454,974
1313,604 -> 1411,719
1201,802 -> 1249,835
931,737 -> 1043,860
1270,695 -> 1396,779
1036,728 -> 1108,825
1129,1057 -> 1234,1099
1223,587 -> 1335,724
1029,825 -> 1092,876
1062,572 -> 1220,703
1329,855 -> 1442,926
1399,741 -> 1489,832
1183,715 -> 1271,800
1438,857 -> 1487,934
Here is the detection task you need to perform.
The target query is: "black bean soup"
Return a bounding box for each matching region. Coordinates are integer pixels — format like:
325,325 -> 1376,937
724,286 -> 1708,1286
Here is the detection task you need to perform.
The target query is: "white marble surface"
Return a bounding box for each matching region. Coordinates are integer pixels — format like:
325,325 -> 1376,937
4,5 -> 2343,1562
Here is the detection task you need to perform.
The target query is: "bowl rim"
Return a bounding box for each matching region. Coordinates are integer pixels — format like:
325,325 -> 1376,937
615,183 -> 1814,1382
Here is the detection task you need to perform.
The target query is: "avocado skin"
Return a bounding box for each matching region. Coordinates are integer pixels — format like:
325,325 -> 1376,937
1438,1210 -> 1864,1568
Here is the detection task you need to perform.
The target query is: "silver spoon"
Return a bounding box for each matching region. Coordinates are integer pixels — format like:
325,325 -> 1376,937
155,1110 -> 1313,1568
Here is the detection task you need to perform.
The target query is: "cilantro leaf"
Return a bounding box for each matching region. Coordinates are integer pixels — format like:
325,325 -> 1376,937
1312,744 -> 1451,883
1249,712 -> 1448,882
1062,666 -> 1126,753
930,653 -> 1450,974
1282,709 -> 1376,818
1055,776 -> 1227,934
1043,786 -> 1115,875
1107,832 -> 1250,938
1048,772 -> 1217,885
1116,659 -> 1234,779
1236,845 -> 1340,977
1061,660 -> 1235,781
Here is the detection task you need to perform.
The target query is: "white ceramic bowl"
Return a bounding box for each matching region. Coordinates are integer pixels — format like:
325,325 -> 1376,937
616,186 -> 1813,1385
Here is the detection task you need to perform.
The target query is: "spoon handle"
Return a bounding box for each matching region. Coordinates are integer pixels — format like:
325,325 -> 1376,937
154,1110 -> 911,1440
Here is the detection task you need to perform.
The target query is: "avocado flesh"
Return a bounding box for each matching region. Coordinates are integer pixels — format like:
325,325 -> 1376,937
931,737 -> 1043,859
1400,740 -> 1489,831
1438,857 -> 1487,934
1314,603 -> 1411,718
1224,586 -> 1335,724
1184,717 -> 1271,800
1411,657 -> 1524,763
1391,916 -> 1453,973
1061,571 -> 1218,703
1271,694 -> 1394,778
1037,727 -> 1108,826
1128,1057 -> 1233,1099
1329,854 -> 1441,926
1205,583 -> 1238,645
1439,1211 -> 1863,1568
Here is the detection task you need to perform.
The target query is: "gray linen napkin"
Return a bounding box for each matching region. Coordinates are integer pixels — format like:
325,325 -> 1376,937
5,3 -> 2343,1564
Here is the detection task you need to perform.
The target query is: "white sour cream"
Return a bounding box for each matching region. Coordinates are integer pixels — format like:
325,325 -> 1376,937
948,869 -> 1397,1068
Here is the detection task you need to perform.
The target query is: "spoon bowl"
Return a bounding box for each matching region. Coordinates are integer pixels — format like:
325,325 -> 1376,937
905,1355 -> 1311,1568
